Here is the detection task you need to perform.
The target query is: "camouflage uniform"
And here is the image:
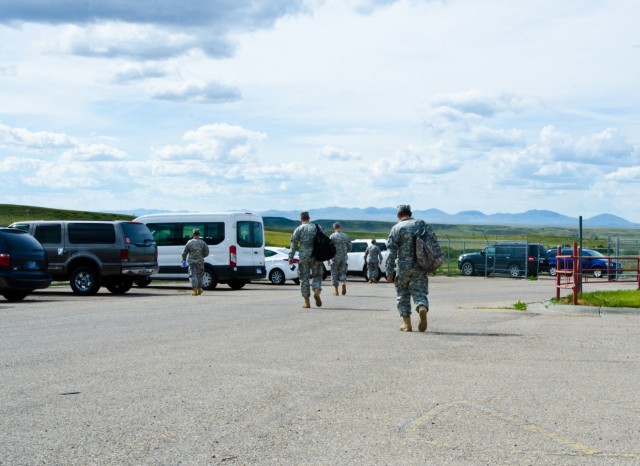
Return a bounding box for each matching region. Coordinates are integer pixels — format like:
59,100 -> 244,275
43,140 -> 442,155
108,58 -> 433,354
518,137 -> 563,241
386,214 -> 429,318
329,229 -> 352,286
182,235 -> 209,291
289,220 -> 324,300
364,242 -> 383,281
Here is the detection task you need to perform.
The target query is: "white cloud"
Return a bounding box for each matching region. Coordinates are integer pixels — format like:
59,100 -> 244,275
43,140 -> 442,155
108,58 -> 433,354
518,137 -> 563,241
110,62 -> 168,83
0,124 -> 76,150
60,144 -> 128,162
319,145 -> 361,161
149,80 -> 242,104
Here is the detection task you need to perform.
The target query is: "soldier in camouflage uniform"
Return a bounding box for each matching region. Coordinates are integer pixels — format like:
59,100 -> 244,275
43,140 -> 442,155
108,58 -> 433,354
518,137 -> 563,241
289,211 -> 324,308
385,205 -> 429,332
364,239 -> 383,283
329,222 -> 352,296
182,228 -> 210,296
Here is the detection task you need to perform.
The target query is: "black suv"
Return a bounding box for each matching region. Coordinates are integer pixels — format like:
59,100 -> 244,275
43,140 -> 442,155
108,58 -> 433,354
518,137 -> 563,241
9,221 -> 158,295
458,242 -> 549,278
0,228 -> 52,301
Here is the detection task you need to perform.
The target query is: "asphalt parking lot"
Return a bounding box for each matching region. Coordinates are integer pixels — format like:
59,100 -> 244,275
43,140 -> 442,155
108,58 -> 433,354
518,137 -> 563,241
1,276 -> 639,465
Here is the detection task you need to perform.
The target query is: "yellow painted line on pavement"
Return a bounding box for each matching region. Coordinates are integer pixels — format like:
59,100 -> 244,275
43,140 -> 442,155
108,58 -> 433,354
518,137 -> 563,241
402,400 -> 638,458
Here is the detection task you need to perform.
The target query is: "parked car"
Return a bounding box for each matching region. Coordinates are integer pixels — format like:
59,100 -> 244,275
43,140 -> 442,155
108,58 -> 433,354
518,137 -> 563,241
547,248 -> 623,278
0,228 -> 52,301
9,221 -> 158,295
324,239 -> 389,281
458,242 -> 548,278
264,247 -> 300,285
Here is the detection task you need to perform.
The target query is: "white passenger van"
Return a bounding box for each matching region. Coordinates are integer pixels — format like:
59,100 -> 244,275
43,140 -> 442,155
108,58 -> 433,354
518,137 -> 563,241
133,212 -> 265,290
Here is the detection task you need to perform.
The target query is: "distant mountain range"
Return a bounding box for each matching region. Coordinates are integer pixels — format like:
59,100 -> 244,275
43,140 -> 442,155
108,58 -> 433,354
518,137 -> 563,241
115,207 -> 640,228
259,207 -> 640,228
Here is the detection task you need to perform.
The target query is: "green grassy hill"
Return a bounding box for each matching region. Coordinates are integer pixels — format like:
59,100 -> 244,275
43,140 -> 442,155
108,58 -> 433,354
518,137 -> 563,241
0,204 -> 133,226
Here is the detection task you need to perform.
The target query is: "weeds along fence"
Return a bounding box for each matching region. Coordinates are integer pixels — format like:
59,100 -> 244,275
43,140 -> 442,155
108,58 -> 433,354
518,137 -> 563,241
436,235 -> 640,276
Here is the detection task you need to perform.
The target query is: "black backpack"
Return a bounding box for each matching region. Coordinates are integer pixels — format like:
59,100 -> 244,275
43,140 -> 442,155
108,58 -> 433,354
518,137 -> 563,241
312,224 -> 337,261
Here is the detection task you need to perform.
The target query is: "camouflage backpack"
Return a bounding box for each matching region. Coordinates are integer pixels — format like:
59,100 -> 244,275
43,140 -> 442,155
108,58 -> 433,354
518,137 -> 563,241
415,222 -> 444,273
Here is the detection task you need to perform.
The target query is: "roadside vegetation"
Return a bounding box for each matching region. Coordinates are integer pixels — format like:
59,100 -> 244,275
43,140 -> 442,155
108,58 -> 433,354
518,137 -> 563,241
555,290 -> 640,308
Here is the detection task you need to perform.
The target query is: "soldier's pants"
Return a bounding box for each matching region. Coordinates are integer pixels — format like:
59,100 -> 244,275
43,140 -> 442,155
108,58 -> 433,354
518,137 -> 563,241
394,267 -> 429,317
298,257 -> 323,298
331,254 -> 348,286
188,259 -> 205,289
367,261 -> 380,281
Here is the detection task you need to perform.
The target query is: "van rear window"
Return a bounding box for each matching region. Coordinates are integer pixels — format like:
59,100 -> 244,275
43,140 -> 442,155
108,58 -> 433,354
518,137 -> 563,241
68,223 -> 116,244
237,221 -> 263,248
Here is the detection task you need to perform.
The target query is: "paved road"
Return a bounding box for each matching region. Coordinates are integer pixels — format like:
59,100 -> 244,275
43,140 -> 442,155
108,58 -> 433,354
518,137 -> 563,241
1,276 -> 639,465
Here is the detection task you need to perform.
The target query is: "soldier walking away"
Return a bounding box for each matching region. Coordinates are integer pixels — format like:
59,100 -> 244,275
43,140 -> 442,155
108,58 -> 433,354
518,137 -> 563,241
329,222 -> 352,296
182,228 -> 209,296
386,205 -> 430,332
364,239 -> 383,283
289,211 -> 324,308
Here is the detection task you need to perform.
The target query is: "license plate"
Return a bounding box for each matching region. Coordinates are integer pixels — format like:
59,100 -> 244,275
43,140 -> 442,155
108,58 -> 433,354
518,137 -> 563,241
25,261 -> 38,270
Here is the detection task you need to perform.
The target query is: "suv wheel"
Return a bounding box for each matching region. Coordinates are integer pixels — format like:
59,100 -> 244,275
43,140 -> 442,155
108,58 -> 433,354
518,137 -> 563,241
134,276 -> 152,287
460,262 -> 475,276
106,278 -> 134,294
2,290 -> 29,301
508,264 -> 521,278
549,266 -> 557,277
70,266 -> 101,295
203,267 -> 218,290
592,266 -> 604,278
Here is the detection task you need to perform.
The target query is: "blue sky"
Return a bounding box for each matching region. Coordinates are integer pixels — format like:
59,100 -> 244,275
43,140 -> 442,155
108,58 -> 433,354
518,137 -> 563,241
1,0 -> 639,221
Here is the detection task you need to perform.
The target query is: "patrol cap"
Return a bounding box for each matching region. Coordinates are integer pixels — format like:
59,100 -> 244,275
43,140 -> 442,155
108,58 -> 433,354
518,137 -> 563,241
300,211 -> 310,219
192,228 -> 201,235
333,222 -> 341,228
397,204 -> 411,214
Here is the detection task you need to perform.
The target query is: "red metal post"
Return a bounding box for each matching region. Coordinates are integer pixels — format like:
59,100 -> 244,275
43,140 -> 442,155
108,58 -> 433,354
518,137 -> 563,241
572,242 -> 579,305
555,246 -> 561,301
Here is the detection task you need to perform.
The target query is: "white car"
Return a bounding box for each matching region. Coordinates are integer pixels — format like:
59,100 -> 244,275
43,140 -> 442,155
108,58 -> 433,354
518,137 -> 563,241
264,247 -> 300,285
324,239 -> 390,281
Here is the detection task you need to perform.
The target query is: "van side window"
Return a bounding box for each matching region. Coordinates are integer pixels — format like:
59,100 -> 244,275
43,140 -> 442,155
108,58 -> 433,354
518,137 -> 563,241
35,224 -> 62,244
68,223 -> 116,244
146,222 -> 225,246
352,243 -> 367,253
237,221 -> 263,248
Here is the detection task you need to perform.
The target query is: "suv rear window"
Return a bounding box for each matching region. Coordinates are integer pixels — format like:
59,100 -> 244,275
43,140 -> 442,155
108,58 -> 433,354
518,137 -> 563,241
68,223 -> 116,244
0,229 -> 44,251
121,222 -> 154,245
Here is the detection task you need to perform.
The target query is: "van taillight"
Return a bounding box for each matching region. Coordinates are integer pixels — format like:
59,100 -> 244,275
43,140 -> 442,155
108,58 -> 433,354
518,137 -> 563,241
0,253 -> 10,267
121,249 -> 129,261
229,245 -> 237,267
528,256 -> 535,262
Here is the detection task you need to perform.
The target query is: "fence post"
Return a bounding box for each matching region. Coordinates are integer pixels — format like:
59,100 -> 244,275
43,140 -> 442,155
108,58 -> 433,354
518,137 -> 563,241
555,245 -> 561,301
572,242 -> 579,305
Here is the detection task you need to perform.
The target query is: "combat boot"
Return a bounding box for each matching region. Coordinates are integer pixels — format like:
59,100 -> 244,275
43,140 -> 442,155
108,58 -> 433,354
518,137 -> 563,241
333,286 -> 339,296
400,316 -> 412,332
418,305 -> 428,332
197,288 -> 203,295
303,297 -> 310,308
191,289 -> 198,296
341,281 -> 347,295
313,288 -> 322,307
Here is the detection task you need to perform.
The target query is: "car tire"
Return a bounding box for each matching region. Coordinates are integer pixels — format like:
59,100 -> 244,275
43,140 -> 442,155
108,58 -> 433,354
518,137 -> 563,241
509,264 -> 521,278
203,267 -> 218,290
549,266 -> 557,276
105,278 -> 134,294
592,266 -> 604,278
228,280 -> 246,290
322,266 -> 329,280
134,276 -> 152,287
293,278 -> 300,285
460,261 -> 475,276
70,266 -> 101,295
269,268 -> 286,285
1,289 -> 29,301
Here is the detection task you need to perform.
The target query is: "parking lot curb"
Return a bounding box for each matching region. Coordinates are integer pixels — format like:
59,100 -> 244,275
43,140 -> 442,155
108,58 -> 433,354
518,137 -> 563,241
528,301 -> 639,316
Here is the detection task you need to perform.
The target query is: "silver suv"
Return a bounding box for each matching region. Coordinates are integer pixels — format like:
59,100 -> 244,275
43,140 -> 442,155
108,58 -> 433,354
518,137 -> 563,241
9,221 -> 158,295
